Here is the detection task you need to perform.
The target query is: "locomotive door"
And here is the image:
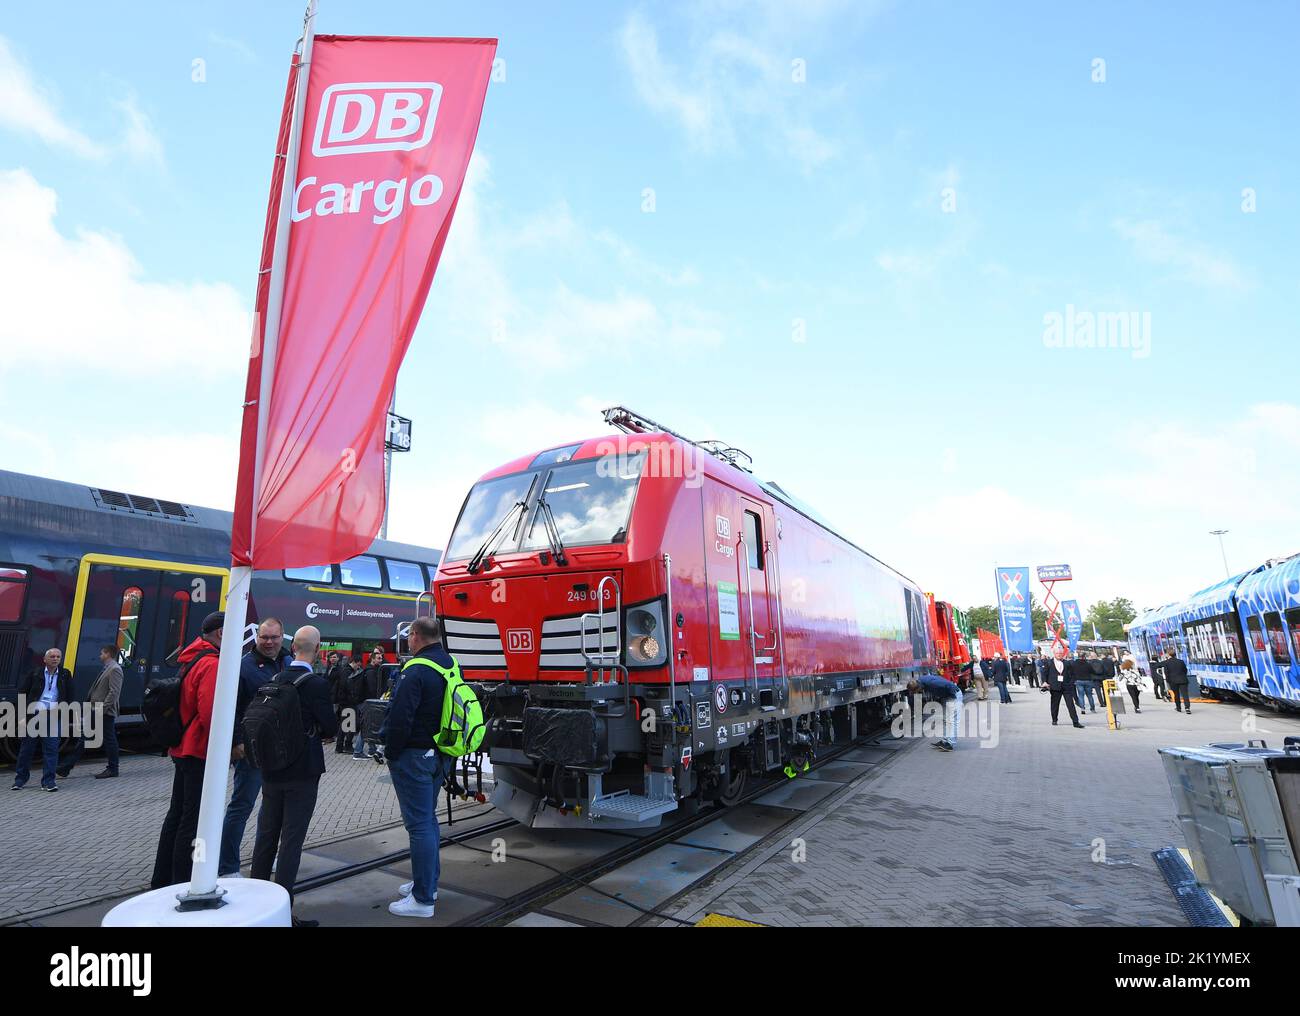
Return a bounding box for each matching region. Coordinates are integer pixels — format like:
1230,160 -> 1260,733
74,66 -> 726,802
65,555 -> 229,716
739,497 -> 781,705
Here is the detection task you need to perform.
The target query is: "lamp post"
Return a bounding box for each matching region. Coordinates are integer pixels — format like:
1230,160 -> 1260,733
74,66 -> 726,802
1210,529 -> 1230,578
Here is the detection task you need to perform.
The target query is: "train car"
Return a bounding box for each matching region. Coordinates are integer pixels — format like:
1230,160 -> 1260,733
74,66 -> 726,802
431,407 -> 935,829
1127,554 -> 1300,711
1236,554 -> 1300,707
0,469 -> 440,760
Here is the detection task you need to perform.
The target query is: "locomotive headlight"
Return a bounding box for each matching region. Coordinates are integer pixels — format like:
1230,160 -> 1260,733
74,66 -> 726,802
624,600 -> 667,666
630,634 -> 660,661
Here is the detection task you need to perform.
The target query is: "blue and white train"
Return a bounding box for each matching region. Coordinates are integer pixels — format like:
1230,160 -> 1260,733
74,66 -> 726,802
1127,553 -> 1300,711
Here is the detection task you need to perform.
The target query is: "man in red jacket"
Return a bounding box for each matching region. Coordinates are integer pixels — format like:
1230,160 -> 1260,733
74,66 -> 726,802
150,612 -> 225,889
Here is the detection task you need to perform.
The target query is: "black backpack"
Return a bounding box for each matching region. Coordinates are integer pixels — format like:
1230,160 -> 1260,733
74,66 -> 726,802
143,650 -> 217,748
242,670 -> 314,772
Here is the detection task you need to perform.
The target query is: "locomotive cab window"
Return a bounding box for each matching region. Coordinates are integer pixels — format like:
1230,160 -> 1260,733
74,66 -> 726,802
521,452 -> 645,552
743,510 -> 763,570
0,566 -> 29,624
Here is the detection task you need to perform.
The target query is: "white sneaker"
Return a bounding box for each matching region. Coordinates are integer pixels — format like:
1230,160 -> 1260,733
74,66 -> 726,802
388,895 -> 436,918
399,881 -> 437,900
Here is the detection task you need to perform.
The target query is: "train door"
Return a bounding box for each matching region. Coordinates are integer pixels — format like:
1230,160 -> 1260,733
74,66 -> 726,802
739,497 -> 782,706
65,556 -> 229,717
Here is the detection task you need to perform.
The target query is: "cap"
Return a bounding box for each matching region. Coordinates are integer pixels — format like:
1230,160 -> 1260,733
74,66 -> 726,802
201,611 -> 226,635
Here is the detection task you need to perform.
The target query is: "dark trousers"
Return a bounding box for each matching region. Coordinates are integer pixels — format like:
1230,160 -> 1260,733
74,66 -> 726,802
251,778 -> 320,903
1127,685 -> 1141,710
60,718 -> 120,775
1152,674 -> 1167,699
334,706 -> 353,753
1049,687 -> 1081,724
151,755 -> 206,888
1171,684 -> 1190,710
14,732 -> 59,789
995,679 -> 1012,704
1027,670 -> 1039,688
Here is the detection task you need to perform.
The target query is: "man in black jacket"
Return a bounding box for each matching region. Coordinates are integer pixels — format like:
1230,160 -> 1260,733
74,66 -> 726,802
381,616 -> 453,919
218,617 -> 291,878
1163,648 -> 1192,714
249,624 -> 336,927
991,653 -> 1012,704
1042,645 -> 1085,728
13,648 -> 73,791
352,646 -> 389,758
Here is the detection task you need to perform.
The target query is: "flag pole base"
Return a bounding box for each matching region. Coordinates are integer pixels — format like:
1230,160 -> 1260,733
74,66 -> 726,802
102,878 -> 291,927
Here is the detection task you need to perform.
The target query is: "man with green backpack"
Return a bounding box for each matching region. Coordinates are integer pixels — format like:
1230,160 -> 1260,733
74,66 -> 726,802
381,614 -> 483,919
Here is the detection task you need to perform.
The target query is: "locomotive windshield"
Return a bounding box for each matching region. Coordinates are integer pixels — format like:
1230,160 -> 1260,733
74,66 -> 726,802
445,452 -> 645,561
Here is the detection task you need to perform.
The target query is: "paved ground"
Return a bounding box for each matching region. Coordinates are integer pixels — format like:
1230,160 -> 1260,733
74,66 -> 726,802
0,743 -> 421,923
656,684 -> 1300,927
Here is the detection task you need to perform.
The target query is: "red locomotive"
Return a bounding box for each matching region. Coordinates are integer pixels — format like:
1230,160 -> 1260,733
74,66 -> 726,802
431,407 -> 937,828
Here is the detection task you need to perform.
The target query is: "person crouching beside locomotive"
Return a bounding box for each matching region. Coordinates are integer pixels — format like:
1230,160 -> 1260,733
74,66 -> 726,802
57,645 -> 123,780
906,673 -> 963,752
218,617 -> 291,880
12,648 -> 73,792
150,612 -> 224,888
1042,645 -> 1085,729
380,615 -> 458,919
248,624 -> 336,928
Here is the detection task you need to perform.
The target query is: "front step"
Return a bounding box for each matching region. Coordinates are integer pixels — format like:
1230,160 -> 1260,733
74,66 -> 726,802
588,790 -> 678,823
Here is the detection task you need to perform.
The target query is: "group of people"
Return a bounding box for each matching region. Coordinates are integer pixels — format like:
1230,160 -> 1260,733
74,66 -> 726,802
11,645 -> 123,790
146,611 -> 455,924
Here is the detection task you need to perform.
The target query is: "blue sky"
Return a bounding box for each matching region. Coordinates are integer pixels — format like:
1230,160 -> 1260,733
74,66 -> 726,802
1,0 -> 1296,614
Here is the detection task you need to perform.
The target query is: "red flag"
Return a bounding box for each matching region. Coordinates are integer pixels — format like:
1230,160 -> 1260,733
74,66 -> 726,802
233,35 -> 496,569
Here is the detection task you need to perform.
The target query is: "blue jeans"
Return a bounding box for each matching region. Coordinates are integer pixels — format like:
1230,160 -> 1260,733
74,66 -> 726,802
219,757 -> 263,876
1077,680 -> 1097,710
15,731 -> 59,789
995,679 -> 1011,704
389,749 -> 448,905
944,689 -> 963,743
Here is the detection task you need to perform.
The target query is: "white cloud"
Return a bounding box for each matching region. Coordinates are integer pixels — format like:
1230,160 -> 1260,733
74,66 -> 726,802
618,8 -> 842,172
0,168 -> 248,374
1112,218 -> 1250,292
433,151 -> 724,369
0,35 -> 103,158
0,34 -> 165,164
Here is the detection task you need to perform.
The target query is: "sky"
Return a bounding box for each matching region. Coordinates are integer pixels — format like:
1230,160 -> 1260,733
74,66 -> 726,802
0,0 -> 1296,618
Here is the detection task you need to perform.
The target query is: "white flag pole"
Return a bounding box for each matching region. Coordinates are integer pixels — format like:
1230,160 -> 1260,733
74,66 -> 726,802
180,0 -> 319,908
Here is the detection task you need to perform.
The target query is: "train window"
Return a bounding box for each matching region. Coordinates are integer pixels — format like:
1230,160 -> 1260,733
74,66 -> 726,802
1246,615 -> 1265,652
340,555 -> 382,589
164,590 -> 191,661
520,453 -> 644,552
117,586 -> 143,662
743,511 -> 763,570
1287,609 -> 1300,665
1264,612 -> 1292,665
529,444 -> 582,468
285,564 -> 334,583
446,471 -> 539,560
386,559 -> 426,594
0,566 -> 28,624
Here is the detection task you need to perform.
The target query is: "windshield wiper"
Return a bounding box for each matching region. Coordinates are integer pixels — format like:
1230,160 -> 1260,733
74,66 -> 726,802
467,498 -> 527,576
536,497 -> 568,566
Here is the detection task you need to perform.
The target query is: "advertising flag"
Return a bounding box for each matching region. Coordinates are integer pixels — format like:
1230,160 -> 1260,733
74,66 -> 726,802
994,566 -> 1034,652
1063,599 -> 1083,652
232,35 -> 497,569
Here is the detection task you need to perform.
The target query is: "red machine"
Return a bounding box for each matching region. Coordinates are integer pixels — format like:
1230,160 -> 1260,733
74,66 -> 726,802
926,593 -> 971,684
430,407 -> 937,828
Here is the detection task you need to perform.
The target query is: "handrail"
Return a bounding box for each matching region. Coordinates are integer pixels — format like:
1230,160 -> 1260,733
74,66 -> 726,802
737,536 -> 757,698
663,553 -> 676,745
580,575 -> 622,672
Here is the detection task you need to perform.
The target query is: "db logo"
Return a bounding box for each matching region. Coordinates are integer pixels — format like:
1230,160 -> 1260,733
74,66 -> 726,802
505,629 -> 533,653
715,515 -> 731,540
312,82 -> 444,157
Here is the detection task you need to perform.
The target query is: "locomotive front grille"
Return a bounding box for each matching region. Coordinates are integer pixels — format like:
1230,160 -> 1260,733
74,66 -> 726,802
540,613 -> 619,670
444,617 -> 506,669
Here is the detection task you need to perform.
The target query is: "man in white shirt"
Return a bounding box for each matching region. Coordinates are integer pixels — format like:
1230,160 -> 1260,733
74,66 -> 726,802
13,648 -> 72,791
